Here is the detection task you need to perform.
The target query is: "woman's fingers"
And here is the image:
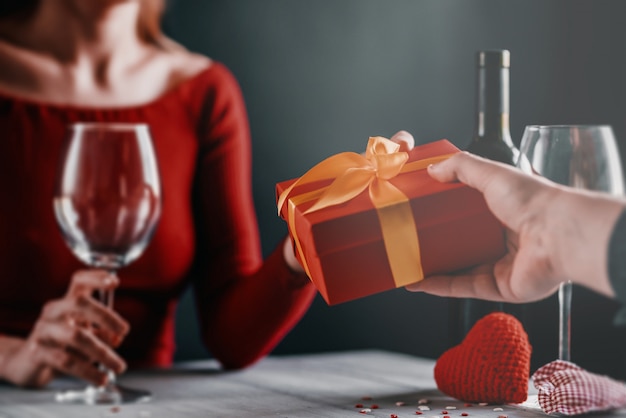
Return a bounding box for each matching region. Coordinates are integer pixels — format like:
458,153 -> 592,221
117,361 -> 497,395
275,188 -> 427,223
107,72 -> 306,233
389,130 -> 415,152
4,269 -> 131,388
66,269 -> 118,297
9,325 -> 120,388
40,297 -> 129,346
30,268 -> 130,385
40,270 -> 129,347
28,343 -> 109,387
33,319 -> 126,375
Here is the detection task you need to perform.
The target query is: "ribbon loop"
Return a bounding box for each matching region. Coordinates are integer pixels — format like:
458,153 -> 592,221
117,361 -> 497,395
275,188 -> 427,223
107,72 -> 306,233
366,136 -> 401,159
305,167 -> 374,214
280,136 -> 410,215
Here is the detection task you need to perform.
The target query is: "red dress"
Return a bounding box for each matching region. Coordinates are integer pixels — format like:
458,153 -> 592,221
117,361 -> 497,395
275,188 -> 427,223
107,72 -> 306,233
0,62 -> 316,369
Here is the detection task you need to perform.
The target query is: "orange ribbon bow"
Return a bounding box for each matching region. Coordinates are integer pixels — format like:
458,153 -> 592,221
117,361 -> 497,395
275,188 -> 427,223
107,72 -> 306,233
277,136 -> 453,286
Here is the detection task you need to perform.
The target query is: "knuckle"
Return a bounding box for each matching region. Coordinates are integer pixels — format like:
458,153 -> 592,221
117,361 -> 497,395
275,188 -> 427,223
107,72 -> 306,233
75,294 -> 91,309
70,269 -> 87,283
93,346 -> 109,362
67,326 -> 87,345
28,341 -> 44,359
121,319 -> 130,333
67,270 -> 93,293
67,271 -> 83,290
56,351 -> 74,370
41,301 -> 58,318
32,321 -> 47,339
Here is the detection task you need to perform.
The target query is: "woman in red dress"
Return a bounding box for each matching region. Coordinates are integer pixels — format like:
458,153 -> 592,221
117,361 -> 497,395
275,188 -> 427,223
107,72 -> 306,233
0,0 -> 413,388
0,0 -> 324,388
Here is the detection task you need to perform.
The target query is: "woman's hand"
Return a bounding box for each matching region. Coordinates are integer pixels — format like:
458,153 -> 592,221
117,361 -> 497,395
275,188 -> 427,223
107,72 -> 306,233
388,130 -> 415,152
0,270 -> 129,388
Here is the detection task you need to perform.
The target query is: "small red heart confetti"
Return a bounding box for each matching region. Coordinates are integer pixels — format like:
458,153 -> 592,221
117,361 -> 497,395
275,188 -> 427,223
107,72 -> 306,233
434,312 -> 532,404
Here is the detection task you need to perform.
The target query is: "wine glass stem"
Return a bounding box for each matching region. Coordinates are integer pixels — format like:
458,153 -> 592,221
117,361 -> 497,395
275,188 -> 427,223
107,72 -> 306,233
98,270 -> 118,386
558,281 -> 572,361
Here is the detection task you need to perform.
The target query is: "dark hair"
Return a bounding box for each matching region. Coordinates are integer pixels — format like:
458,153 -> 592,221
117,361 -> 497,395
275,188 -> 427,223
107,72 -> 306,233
137,0 -> 167,46
0,0 -> 167,47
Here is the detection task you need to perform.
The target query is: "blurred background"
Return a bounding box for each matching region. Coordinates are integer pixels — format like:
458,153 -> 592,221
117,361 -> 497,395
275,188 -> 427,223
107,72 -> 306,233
163,0 -> 626,378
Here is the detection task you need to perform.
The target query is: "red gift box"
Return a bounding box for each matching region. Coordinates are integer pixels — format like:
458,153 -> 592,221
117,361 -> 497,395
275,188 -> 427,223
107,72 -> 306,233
276,138 -> 506,305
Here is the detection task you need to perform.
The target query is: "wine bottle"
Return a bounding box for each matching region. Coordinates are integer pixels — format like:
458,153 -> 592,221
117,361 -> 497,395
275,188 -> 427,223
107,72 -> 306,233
449,49 -> 525,345
466,49 -> 519,164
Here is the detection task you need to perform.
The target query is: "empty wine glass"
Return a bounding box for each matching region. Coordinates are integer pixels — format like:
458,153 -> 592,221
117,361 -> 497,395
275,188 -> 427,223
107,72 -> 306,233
53,122 -> 162,404
519,125 -> 624,361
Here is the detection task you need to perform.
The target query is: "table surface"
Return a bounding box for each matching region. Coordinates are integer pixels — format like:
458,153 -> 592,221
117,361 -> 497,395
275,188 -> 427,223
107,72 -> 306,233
0,350 -> 624,418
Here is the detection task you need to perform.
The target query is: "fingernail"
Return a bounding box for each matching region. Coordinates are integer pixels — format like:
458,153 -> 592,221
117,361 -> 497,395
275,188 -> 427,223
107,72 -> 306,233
103,275 -> 118,286
405,283 -> 421,292
117,361 -> 127,374
112,335 -> 121,347
98,373 -> 109,386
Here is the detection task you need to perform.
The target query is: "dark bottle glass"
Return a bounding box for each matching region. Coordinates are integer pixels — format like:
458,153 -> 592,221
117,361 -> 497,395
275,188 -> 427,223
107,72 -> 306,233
448,49 -> 524,345
466,49 -> 519,164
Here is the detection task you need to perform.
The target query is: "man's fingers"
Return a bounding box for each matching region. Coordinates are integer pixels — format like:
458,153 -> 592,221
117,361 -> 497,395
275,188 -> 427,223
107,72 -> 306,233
427,151 -> 516,193
405,264 -> 504,301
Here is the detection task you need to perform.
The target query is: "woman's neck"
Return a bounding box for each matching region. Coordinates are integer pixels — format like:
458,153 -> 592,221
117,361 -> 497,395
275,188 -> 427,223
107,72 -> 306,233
0,0 -> 211,108
3,0 -> 146,84
36,0 -> 142,74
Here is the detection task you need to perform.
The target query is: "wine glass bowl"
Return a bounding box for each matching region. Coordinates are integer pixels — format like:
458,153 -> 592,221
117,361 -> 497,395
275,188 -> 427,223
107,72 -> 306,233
53,122 -> 161,404
519,124 -> 624,361
520,125 -> 624,193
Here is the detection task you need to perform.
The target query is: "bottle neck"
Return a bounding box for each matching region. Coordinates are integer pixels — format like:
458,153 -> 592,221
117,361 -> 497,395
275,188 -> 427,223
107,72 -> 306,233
475,65 -> 512,143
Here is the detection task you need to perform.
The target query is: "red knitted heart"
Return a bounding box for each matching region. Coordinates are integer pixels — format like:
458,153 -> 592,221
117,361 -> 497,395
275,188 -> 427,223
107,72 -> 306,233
434,312 -> 532,404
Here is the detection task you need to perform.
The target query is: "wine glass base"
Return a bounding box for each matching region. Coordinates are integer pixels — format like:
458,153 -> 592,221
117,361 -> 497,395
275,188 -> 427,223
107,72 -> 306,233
55,384 -> 151,405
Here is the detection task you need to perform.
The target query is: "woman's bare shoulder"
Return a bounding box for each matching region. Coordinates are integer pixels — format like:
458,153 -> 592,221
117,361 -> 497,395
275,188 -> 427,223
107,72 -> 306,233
159,39 -> 214,85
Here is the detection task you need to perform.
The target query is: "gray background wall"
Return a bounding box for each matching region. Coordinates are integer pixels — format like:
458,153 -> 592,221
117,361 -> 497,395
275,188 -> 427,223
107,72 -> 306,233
163,0 -> 626,379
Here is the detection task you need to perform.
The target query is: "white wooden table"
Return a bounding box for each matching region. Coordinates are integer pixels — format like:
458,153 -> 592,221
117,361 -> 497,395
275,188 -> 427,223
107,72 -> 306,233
0,350 -> 623,418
